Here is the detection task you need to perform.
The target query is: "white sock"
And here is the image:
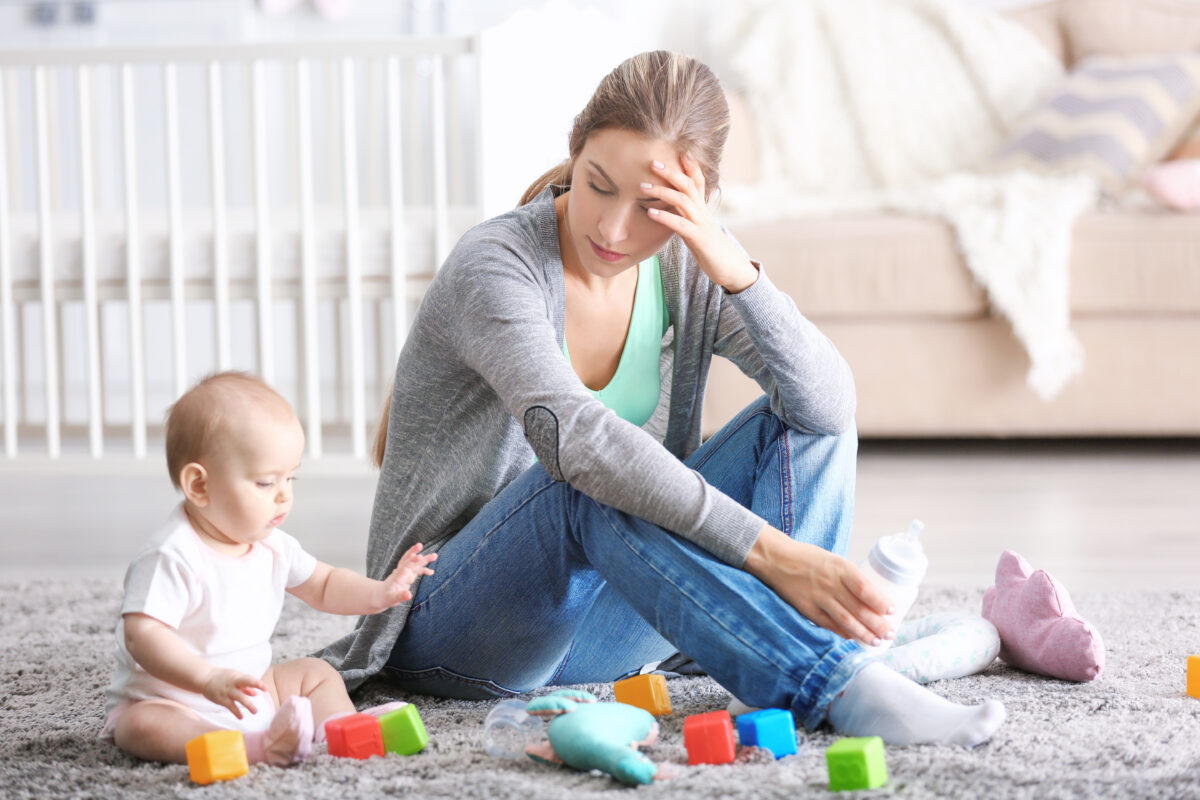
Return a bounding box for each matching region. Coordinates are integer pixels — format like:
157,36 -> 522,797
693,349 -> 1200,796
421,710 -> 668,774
827,662 -> 1005,747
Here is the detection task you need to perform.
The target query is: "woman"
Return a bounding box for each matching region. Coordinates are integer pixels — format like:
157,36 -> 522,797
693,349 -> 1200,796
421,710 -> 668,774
318,51 -> 1004,745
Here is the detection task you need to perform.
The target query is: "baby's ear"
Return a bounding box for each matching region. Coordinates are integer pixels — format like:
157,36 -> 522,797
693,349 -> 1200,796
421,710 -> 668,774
179,462 -> 209,506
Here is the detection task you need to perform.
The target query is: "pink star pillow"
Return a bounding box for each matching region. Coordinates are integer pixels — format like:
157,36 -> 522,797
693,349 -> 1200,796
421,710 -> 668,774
981,550 -> 1104,682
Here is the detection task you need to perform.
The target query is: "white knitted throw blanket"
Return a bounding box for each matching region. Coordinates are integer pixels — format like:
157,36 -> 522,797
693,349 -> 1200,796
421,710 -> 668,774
716,0 -> 1097,399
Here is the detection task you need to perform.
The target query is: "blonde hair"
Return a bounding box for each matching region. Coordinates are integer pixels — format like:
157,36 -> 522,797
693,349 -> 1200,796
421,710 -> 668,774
518,50 -> 730,205
165,371 -> 294,489
374,52 -> 729,469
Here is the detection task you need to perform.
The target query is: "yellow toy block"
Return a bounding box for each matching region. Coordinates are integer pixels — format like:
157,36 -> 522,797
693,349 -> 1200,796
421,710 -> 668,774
614,674 -> 672,716
1188,655 -> 1200,699
186,730 -> 249,785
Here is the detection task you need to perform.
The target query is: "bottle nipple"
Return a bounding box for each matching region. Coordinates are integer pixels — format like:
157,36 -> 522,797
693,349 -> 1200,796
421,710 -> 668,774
869,519 -> 928,585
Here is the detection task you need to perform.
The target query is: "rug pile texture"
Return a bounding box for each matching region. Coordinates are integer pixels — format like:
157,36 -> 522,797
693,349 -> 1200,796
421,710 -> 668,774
2,579 -> 1198,799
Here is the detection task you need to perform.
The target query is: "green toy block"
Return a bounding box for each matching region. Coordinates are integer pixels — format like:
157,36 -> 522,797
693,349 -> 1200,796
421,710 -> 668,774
380,703 -> 429,755
825,736 -> 888,792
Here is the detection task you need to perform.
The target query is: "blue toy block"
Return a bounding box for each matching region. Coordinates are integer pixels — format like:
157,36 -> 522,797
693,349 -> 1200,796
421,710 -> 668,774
734,708 -> 798,759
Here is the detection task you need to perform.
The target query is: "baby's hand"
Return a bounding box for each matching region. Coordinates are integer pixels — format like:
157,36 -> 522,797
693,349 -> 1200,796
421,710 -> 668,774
202,668 -> 267,719
376,543 -> 437,610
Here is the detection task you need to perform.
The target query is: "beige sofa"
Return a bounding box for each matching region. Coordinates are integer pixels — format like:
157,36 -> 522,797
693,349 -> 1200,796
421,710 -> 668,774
704,1 -> 1200,437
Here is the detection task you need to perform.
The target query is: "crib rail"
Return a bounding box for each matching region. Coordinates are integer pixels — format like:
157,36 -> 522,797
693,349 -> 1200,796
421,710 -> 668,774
0,36 -> 482,462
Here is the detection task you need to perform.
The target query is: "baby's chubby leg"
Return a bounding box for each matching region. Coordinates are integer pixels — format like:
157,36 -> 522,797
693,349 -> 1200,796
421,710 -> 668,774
262,652 -> 350,753
111,698 -> 221,763
262,657 -> 354,731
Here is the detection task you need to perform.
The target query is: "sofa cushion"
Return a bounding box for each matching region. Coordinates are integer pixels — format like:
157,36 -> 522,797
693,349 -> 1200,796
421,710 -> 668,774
703,316 -> 1200,437
1071,210 -> 1200,312
1063,0 -> 1200,63
728,215 -> 989,318
990,53 -> 1200,192
729,209 -> 1200,318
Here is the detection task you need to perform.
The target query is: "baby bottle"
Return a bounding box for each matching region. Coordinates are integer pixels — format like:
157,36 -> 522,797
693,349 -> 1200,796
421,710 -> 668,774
482,698 -> 544,758
858,519 -> 928,653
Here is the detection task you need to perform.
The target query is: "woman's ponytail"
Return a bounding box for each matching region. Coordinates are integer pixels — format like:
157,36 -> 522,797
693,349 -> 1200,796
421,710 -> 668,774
518,159 -> 571,206
372,392 -> 391,468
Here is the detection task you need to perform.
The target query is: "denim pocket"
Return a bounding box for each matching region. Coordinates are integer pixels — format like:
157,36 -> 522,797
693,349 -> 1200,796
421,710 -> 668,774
381,664 -> 522,700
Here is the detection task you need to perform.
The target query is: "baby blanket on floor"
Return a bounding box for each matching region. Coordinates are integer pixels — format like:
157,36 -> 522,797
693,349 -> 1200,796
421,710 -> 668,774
715,0 -> 1095,399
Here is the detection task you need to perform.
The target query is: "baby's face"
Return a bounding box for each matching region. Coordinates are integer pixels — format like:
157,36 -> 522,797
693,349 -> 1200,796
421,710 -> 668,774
194,407 -> 305,551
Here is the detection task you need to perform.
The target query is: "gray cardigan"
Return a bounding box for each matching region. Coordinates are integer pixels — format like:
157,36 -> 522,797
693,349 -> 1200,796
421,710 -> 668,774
317,188 -> 855,688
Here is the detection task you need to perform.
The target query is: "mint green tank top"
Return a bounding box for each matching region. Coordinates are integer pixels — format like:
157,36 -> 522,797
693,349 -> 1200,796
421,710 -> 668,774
564,255 -> 670,427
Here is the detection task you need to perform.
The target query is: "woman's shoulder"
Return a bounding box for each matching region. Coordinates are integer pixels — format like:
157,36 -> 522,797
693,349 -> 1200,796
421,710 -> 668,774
449,191 -> 558,270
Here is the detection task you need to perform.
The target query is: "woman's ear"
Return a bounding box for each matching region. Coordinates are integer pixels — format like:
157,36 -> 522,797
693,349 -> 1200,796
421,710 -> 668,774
179,462 -> 209,507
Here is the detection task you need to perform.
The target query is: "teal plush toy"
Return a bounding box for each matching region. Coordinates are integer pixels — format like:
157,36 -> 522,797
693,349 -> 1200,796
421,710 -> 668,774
524,689 -> 666,786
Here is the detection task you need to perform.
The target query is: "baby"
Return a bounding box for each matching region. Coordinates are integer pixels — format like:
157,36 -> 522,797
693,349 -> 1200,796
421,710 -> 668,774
102,371 -> 436,766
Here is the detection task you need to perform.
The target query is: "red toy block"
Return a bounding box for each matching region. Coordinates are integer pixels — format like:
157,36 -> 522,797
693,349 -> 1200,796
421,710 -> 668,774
683,710 -> 736,765
325,713 -> 384,759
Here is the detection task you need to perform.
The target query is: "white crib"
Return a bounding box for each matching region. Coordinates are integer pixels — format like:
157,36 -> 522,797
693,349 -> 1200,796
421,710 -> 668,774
0,36 -> 486,464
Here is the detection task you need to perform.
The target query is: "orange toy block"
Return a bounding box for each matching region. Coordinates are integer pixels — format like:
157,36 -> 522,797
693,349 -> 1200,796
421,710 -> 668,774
325,713 -> 385,759
614,673 -> 672,716
186,730 -> 248,785
1189,655 -> 1200,699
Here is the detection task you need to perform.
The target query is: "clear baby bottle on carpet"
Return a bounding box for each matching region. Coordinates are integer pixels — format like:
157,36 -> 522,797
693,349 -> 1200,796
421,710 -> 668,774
482,698 -> 544,758
859,519 -> 928,653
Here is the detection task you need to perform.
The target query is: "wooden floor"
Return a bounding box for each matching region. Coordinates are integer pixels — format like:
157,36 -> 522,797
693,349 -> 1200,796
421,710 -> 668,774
2,439 -> 1198,592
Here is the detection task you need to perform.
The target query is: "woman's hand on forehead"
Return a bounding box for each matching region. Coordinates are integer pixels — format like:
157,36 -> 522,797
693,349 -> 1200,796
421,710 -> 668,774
640,154 -> 759,293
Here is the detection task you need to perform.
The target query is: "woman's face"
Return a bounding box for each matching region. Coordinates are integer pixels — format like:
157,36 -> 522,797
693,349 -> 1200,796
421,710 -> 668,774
561,128 -> 681,280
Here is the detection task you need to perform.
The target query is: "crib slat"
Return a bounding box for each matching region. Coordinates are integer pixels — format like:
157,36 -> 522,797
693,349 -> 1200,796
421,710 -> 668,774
251,60 -> 275,384
405,59 -> 421,210
209,61 -> 231,371
34,67 -> 61,457
340,58 -> 366,460
385,56 -> 407,362
163,62 -> 187,400
0,69 -> 16,457
446,52 -> 466,207
3,70 -> 20,218
78,65 -> 103,458
121,65 -> 147,459
295,58 -> 322,459
430,54 -> 450,269
364,59 -> 382,208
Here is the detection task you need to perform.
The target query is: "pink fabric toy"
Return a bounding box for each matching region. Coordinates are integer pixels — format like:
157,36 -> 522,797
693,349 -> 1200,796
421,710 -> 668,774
1142,159 -> 1200,211
981,550 -> 1104,682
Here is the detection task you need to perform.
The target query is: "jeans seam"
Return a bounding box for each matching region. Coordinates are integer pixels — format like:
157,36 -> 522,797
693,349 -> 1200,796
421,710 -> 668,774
412,474 -> 559,612
588,497 -> 840,702
546,639 -> 576,686
381,664 -> 522,698
779,432 -> 793,536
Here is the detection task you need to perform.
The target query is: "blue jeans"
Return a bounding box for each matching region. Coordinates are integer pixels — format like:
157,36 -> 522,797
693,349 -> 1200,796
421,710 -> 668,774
384,396 -> 869,729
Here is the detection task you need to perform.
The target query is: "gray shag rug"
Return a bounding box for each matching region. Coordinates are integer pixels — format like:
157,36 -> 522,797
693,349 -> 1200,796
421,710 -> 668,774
3,578 -> 1199,799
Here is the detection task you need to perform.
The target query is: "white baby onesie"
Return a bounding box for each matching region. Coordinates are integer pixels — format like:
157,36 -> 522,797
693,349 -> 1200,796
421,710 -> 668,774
103,504 -> 317,734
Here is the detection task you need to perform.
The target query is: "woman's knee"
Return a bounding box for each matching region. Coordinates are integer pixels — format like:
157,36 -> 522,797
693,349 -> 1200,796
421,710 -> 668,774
787,419 -> 858,464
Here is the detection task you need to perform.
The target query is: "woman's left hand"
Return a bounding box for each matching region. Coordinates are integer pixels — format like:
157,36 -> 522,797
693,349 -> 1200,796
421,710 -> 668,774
642,154 -> 759,293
